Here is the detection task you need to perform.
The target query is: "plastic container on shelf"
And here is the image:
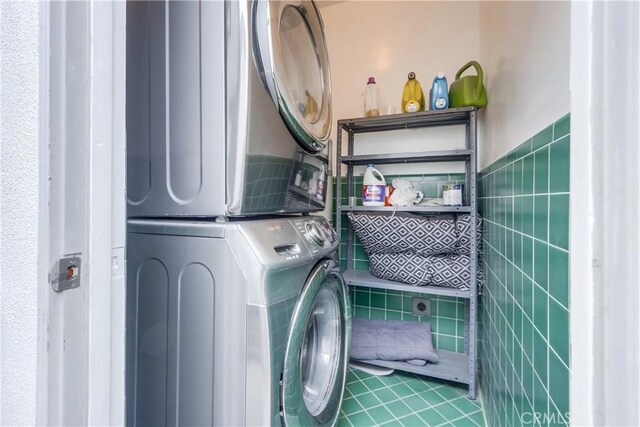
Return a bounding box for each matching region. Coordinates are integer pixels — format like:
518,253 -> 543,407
430,72 -> 449,110
362,164 -> 386,206
401,72 -> 425,113
449,61 -> 488,108
309,170 -> 319,195
364,77 -> 380,117
315,165 -> 326,200
442,183 -> 463,206
294,169 -> 302,186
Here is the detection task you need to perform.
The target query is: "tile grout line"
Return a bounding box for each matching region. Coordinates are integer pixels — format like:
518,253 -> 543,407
342,370 -> 486,427
481,253 -> 570,371
482,241 -> 566,354
478,132 -> 570,179
487,319 -> 534,417
546,132 -> 552,427
476,381 -> 491,427
483,237 -> 570,312
438,411 -> 484,427
479,267 -> 565,425
363,375 -> 409,425
477,270 -> 537,414
481,216 -> 569,255
479,191 -> 569,199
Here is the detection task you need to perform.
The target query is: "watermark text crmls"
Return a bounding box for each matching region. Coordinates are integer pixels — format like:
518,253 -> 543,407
520,411 -> 570,425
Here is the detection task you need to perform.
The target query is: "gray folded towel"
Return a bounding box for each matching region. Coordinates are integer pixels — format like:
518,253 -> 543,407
350,318 -> 439,363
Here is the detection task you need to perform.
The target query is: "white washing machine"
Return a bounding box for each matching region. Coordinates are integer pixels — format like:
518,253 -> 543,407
126,216 -> 350,426
126,0 -> 333,217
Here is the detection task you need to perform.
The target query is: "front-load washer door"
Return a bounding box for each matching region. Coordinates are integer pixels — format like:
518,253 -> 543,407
254,0 -> 332,154
281,259 -> 351,427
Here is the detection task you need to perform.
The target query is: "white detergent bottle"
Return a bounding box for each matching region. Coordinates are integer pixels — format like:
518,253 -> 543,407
362,164 -> 386,206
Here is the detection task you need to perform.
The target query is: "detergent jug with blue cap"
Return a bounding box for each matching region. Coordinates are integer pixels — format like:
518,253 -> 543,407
430,72 -> 449,110
362,165 -> 386,206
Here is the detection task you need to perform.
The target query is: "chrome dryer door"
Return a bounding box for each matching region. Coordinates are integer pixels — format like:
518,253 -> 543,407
281,259 -> 351,426
254,0 -> 332,154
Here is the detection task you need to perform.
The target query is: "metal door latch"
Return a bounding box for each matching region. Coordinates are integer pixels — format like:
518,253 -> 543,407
50,256 -> 81,292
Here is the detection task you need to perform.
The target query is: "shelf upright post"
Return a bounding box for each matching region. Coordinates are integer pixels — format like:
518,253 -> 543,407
468,109 -> 478,399
336,122 -> 344,264
346,129 -> 355,269
463,302 -> 470,353
465,119 -> 471,210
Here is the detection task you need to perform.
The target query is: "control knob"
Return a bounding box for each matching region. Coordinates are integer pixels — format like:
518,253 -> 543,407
305,222 -> 326,246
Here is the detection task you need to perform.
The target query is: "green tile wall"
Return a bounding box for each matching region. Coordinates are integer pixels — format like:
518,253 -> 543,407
478,114 -> 570,427
334,174 -> 469,353
244,155 -> 293,211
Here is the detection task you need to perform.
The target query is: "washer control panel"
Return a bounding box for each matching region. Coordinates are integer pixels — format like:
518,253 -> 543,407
291,216 -> 338,252
316,219 -> 338,244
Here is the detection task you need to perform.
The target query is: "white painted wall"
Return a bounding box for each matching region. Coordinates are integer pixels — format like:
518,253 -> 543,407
478,1 -> 570,169
321,1 -> 480,176
322,1 -> 481,121
0,2 -> 39,425
321,1 -> 570,172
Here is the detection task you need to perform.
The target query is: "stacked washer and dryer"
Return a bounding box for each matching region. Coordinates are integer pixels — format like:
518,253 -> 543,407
125,1 -> 350,426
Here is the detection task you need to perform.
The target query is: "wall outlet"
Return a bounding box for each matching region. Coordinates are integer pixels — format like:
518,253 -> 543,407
412,297 -> 431,316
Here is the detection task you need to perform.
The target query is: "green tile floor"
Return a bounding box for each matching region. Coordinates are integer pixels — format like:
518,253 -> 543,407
338,368 -> 485,427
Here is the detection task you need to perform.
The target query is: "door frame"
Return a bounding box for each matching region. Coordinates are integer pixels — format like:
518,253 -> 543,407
37,1 -> 126,425
31,1 -> 640,425
570,1 -> 640,425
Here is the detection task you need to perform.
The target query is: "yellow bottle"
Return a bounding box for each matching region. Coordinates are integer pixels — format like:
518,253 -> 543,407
401,72 -> 425,113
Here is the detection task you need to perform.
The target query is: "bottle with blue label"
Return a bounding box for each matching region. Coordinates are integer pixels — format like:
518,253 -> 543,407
362,164 -> 386,206
429,72 -> 449,110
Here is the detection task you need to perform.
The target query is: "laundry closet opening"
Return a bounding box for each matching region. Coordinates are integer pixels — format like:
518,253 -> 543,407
122,1 -> 571,427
